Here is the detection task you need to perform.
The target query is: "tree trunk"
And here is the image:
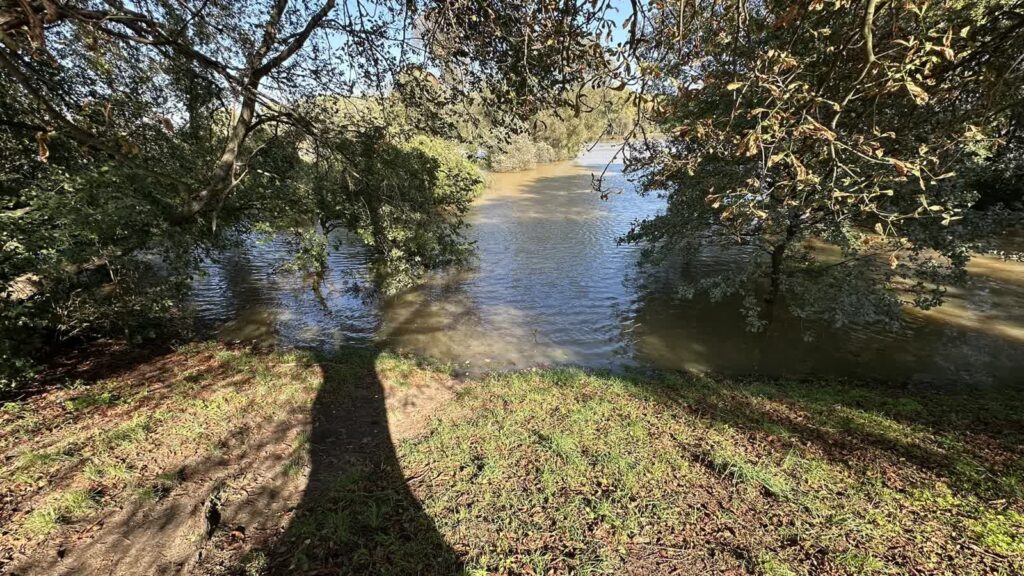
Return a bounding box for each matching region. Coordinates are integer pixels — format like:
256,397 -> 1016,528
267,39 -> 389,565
764,221 -> 799,326
187,86 -> 259,220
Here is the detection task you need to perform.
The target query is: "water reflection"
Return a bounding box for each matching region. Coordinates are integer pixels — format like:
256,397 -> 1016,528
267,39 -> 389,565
380,153 -> 653,369
193,231 -> 379,348
192,144 -> 1024,386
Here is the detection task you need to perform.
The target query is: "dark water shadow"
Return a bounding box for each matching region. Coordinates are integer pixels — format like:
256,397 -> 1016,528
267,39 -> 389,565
266,345 -> 463,575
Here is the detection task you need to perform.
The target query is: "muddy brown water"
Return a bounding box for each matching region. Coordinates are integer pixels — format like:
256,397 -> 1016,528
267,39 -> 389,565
192,144 -> 1024,386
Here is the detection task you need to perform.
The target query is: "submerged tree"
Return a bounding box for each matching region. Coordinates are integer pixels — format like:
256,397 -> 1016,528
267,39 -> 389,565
0,0 -> 621,385
618,0 -> 1024,330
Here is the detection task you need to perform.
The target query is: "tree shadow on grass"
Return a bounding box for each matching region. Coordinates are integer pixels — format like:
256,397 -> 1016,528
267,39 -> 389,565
268,346 -> 464,575
627,368 -> 1024,504
3,341 -> 463,574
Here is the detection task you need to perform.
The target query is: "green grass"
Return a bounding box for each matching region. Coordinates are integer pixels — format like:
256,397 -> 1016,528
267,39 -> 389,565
1,343 -> 324,553
756,552 -> 797,576
5,343 -> 1023,575
969,510 -> 1024,556
63,390 -> 120,412
378,368 -> 1024,575
703,434 -> 793,498
83,460 -> 133,485
242,550 -> 269,576
833,551 -> 888,574
136,470 -> 185,503
22,489 -> 100,537
99,415 -> 152,449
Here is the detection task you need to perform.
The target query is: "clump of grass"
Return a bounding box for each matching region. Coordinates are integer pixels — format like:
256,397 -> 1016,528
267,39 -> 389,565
756,552 -> 797,576
137,469 -> 184,502
12,446 -> 79,484
99,415 -> 151,449
374,351 -> 454,389
22,489 -> 100,537
16,448 -> 73,471
968,510 -> 1024,556
64,390 -> 120,412
242,550 -> 269,576
704,426 -> 790,498
215,349 -> 257,371
703,439 -> 792,499
282,432 -> 311,477
834,550 -> 888,574
83,460 -> 134,486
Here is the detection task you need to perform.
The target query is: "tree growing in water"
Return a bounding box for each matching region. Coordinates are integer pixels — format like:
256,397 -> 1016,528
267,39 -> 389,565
0,0 -> 622,385
617,0 -> 1024,330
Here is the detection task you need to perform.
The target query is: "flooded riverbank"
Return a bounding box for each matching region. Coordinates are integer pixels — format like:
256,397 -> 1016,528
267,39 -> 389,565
192,144 -> 1024,386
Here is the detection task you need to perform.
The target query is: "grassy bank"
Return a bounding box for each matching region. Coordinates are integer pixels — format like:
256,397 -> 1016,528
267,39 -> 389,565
401,369 -> 1023,575
1,344 -> 1021,575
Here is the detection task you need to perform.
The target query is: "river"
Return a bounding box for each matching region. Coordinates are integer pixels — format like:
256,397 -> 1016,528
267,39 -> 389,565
192,144 -> 1024,386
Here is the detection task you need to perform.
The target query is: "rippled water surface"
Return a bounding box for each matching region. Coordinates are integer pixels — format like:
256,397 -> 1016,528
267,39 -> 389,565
193,144 -> 1024,385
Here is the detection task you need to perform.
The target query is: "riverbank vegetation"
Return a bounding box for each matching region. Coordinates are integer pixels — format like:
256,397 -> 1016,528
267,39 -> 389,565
2,2 -> 1024,573
619,0 -> 1024,330
0,0 -> 615,388
474,87 -> 642,172
6,1 -> 1022,387
1,342 -> 1021,574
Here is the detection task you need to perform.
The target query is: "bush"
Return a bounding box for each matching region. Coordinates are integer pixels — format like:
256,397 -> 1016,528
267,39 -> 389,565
487,134 -> 541,172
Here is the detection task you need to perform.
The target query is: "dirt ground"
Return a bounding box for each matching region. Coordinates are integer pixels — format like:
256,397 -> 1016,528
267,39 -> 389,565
1,343 -> 459,575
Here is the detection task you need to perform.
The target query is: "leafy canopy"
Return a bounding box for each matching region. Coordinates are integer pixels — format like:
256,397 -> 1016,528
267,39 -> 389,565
0,0 -> 622,384
618,0 -> 1024,329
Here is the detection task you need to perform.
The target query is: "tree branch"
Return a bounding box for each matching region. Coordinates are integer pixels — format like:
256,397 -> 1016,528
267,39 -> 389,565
254,0 -> 336,79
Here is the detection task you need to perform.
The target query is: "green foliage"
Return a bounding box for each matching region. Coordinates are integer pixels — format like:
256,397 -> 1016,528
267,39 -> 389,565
622,0 -> 1024,329
486,134 -> 550,172
285,129 -> 484,292
0,2 -> 525,384
360,134 -> 484,292
476,88 -> 641,171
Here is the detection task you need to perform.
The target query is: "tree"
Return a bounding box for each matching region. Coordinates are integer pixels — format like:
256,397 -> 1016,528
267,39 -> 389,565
0,1 -> 621,385
617,0 -> 1024,330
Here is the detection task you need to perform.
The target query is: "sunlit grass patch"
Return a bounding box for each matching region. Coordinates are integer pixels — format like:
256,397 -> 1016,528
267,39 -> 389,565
968,510 -> 1024,556
400,370 -> 710,572
756,552 -> 797,576
22,489 -> 100,537
63,390 -> 121,412
1,343 -> 326,556
374,350 -> 454,390
702,440 -> 793,499
833,550 -> 889,574
99,414 -> 152,450
5,344 -> 1023,575
11,445 -> 80,485
394,368 -> 1024,575
83,459 -> 134,486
